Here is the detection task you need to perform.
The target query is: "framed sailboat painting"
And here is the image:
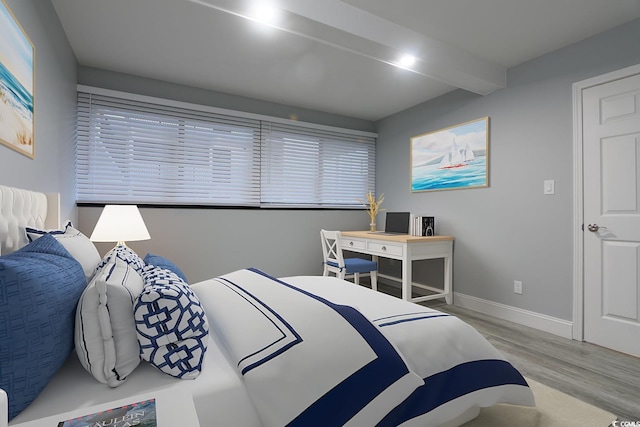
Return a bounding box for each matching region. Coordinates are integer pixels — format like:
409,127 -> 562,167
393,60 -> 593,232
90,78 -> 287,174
411,117 -> 489,192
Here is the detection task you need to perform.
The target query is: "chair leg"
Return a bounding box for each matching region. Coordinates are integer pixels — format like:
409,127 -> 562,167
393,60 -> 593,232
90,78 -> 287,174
323,265 -> 329,277
370,271 -> 378,292
354,273 -> 360,285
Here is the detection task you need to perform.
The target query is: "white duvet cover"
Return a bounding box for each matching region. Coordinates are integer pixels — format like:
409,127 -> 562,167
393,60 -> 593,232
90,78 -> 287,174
193,269 -> 535,427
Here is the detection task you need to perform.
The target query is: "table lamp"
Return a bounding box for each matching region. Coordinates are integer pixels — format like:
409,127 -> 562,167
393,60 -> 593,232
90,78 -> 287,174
90,205 -> 151,247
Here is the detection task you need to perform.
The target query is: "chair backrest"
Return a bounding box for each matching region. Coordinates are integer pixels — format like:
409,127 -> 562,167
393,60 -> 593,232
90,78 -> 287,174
320,229 -> 345,268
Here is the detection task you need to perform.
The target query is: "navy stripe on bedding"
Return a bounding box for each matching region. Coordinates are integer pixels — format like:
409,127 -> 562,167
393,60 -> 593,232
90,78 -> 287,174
376,359 -> 529,427
376,313 -> 451,327
215,276 -> 302,375
244,268 -> 416,427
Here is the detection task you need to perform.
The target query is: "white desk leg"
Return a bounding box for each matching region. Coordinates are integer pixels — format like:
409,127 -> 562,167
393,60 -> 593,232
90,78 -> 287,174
402,250 -> 412,302
371,255 -> 379,292
444,252 -> 453,304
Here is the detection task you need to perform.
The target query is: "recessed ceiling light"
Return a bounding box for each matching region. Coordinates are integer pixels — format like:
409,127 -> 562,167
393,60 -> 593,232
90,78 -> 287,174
398,54 -> 416,68
248,1 -> 281,26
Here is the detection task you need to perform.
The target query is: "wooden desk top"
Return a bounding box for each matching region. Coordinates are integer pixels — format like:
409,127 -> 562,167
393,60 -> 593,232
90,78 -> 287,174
341,230 -> 454,243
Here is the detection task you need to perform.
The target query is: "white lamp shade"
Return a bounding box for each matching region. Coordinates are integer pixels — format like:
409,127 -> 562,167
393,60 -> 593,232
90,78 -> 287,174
90,205 -> 151,243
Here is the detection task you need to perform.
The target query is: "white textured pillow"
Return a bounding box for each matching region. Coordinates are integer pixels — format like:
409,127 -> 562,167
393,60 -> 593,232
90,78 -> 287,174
75,256 -> 145,387
26,221 -> 101,283
97,244 -> 145,274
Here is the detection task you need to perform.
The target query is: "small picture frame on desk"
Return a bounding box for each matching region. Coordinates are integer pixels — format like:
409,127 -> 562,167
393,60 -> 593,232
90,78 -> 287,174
422,216 -> 435,236
412,215 -> 435,236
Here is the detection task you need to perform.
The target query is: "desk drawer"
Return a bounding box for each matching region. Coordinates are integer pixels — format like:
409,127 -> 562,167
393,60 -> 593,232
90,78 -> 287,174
343,238 -> 366,251
367,241 -> 403,257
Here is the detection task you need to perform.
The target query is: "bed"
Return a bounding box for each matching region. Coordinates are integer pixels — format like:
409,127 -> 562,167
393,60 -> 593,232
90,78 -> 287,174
0,184 -> 535,427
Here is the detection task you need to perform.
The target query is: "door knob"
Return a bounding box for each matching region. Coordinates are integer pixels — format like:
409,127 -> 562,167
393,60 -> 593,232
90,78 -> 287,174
587,224 -> 607,232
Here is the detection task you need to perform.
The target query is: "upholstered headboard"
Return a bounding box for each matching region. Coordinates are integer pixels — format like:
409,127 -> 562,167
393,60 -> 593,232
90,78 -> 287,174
0,185 -> 60,255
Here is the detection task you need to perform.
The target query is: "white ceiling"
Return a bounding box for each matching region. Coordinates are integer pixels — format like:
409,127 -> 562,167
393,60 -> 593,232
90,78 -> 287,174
51,0 -> 640,121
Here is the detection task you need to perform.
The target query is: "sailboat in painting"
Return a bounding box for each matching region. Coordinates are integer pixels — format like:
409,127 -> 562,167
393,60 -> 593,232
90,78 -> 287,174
439,138 -> 474,169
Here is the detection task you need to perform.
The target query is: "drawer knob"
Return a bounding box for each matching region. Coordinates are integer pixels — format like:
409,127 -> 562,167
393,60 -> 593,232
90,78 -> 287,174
381,246 -> 386,251
349,241 -> 354,246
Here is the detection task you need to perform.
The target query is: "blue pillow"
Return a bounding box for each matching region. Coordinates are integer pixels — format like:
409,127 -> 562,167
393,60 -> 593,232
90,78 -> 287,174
134,266 -> 208,379
143,253 -> 188,283
0,234 -> 86,420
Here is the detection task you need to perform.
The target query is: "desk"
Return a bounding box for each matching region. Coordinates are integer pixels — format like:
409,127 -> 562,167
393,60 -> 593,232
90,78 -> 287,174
340,231 -> 454,304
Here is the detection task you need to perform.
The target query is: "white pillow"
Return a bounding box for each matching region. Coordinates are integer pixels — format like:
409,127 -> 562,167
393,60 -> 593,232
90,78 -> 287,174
96,244 -> 146,274
26,221 -> 101,283
75,256 -> 145,387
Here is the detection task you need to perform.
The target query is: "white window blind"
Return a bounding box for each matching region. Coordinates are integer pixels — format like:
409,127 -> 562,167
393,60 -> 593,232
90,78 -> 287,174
77,92 -> 261,206
76,90 -> 376,208
261,122 -> 376,207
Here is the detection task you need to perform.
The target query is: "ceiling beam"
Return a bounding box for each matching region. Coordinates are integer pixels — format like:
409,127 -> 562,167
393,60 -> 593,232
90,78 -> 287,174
190,0 -> 506,95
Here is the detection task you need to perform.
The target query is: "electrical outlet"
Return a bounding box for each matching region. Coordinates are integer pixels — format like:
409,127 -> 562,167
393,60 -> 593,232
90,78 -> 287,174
514,280 -> 523,294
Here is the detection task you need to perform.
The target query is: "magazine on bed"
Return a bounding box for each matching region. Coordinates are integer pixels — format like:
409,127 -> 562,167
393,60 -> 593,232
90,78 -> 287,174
56,398 -> 156,427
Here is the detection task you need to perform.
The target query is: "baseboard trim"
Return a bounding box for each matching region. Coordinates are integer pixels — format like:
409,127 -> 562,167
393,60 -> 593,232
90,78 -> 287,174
453,292 -> 573,339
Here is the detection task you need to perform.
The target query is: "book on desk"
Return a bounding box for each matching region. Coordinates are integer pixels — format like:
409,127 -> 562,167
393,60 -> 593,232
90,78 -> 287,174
411,214 -> 435,237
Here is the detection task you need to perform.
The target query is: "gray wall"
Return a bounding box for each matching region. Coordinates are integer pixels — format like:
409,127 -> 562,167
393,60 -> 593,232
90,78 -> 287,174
375,19 -> 640,321
78,67 -> 375,133
0,0 -> 77,223
77,207 -> 369,283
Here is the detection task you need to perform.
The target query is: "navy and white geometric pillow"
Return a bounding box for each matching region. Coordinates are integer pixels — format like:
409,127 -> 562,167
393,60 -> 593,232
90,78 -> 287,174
97,244 -> 145,273
134,265 -> 209,379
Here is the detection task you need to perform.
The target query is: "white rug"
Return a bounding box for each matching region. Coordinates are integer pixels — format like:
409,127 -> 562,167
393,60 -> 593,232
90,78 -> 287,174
463,378 -> 616,427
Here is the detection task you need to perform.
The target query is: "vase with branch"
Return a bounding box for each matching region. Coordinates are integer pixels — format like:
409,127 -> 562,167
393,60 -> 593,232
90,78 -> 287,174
360,191 -> 384,232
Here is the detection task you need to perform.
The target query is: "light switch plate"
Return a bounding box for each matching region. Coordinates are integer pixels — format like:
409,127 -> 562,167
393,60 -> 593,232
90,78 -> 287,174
544,180 -> 555,195
514,280 -> 523,294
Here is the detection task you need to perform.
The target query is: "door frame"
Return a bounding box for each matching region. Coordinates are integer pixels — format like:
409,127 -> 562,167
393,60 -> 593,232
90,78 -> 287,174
572,63 -> 640,341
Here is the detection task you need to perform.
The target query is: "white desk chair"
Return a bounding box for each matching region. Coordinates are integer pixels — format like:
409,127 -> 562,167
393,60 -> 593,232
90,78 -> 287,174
320,229 -> 377,290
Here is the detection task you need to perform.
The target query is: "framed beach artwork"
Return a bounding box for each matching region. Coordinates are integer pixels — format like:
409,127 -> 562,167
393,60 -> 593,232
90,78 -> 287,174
411,117 -> 489,192
0,0 -> 35,159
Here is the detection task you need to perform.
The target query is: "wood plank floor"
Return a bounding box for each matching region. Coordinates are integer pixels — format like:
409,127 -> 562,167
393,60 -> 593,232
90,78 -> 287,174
371,282 -> 640,420
431,302 -> 640,421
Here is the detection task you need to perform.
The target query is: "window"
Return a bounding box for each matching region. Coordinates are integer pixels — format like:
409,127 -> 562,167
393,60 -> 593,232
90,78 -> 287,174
76,89 -> 376,208
261,122 -> 375,207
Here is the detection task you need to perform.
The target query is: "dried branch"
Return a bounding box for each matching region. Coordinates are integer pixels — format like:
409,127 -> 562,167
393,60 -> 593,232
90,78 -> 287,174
359,191 -> 385,224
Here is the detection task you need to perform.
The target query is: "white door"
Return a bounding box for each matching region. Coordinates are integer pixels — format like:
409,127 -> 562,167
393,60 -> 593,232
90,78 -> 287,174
583,71 -> 640,357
